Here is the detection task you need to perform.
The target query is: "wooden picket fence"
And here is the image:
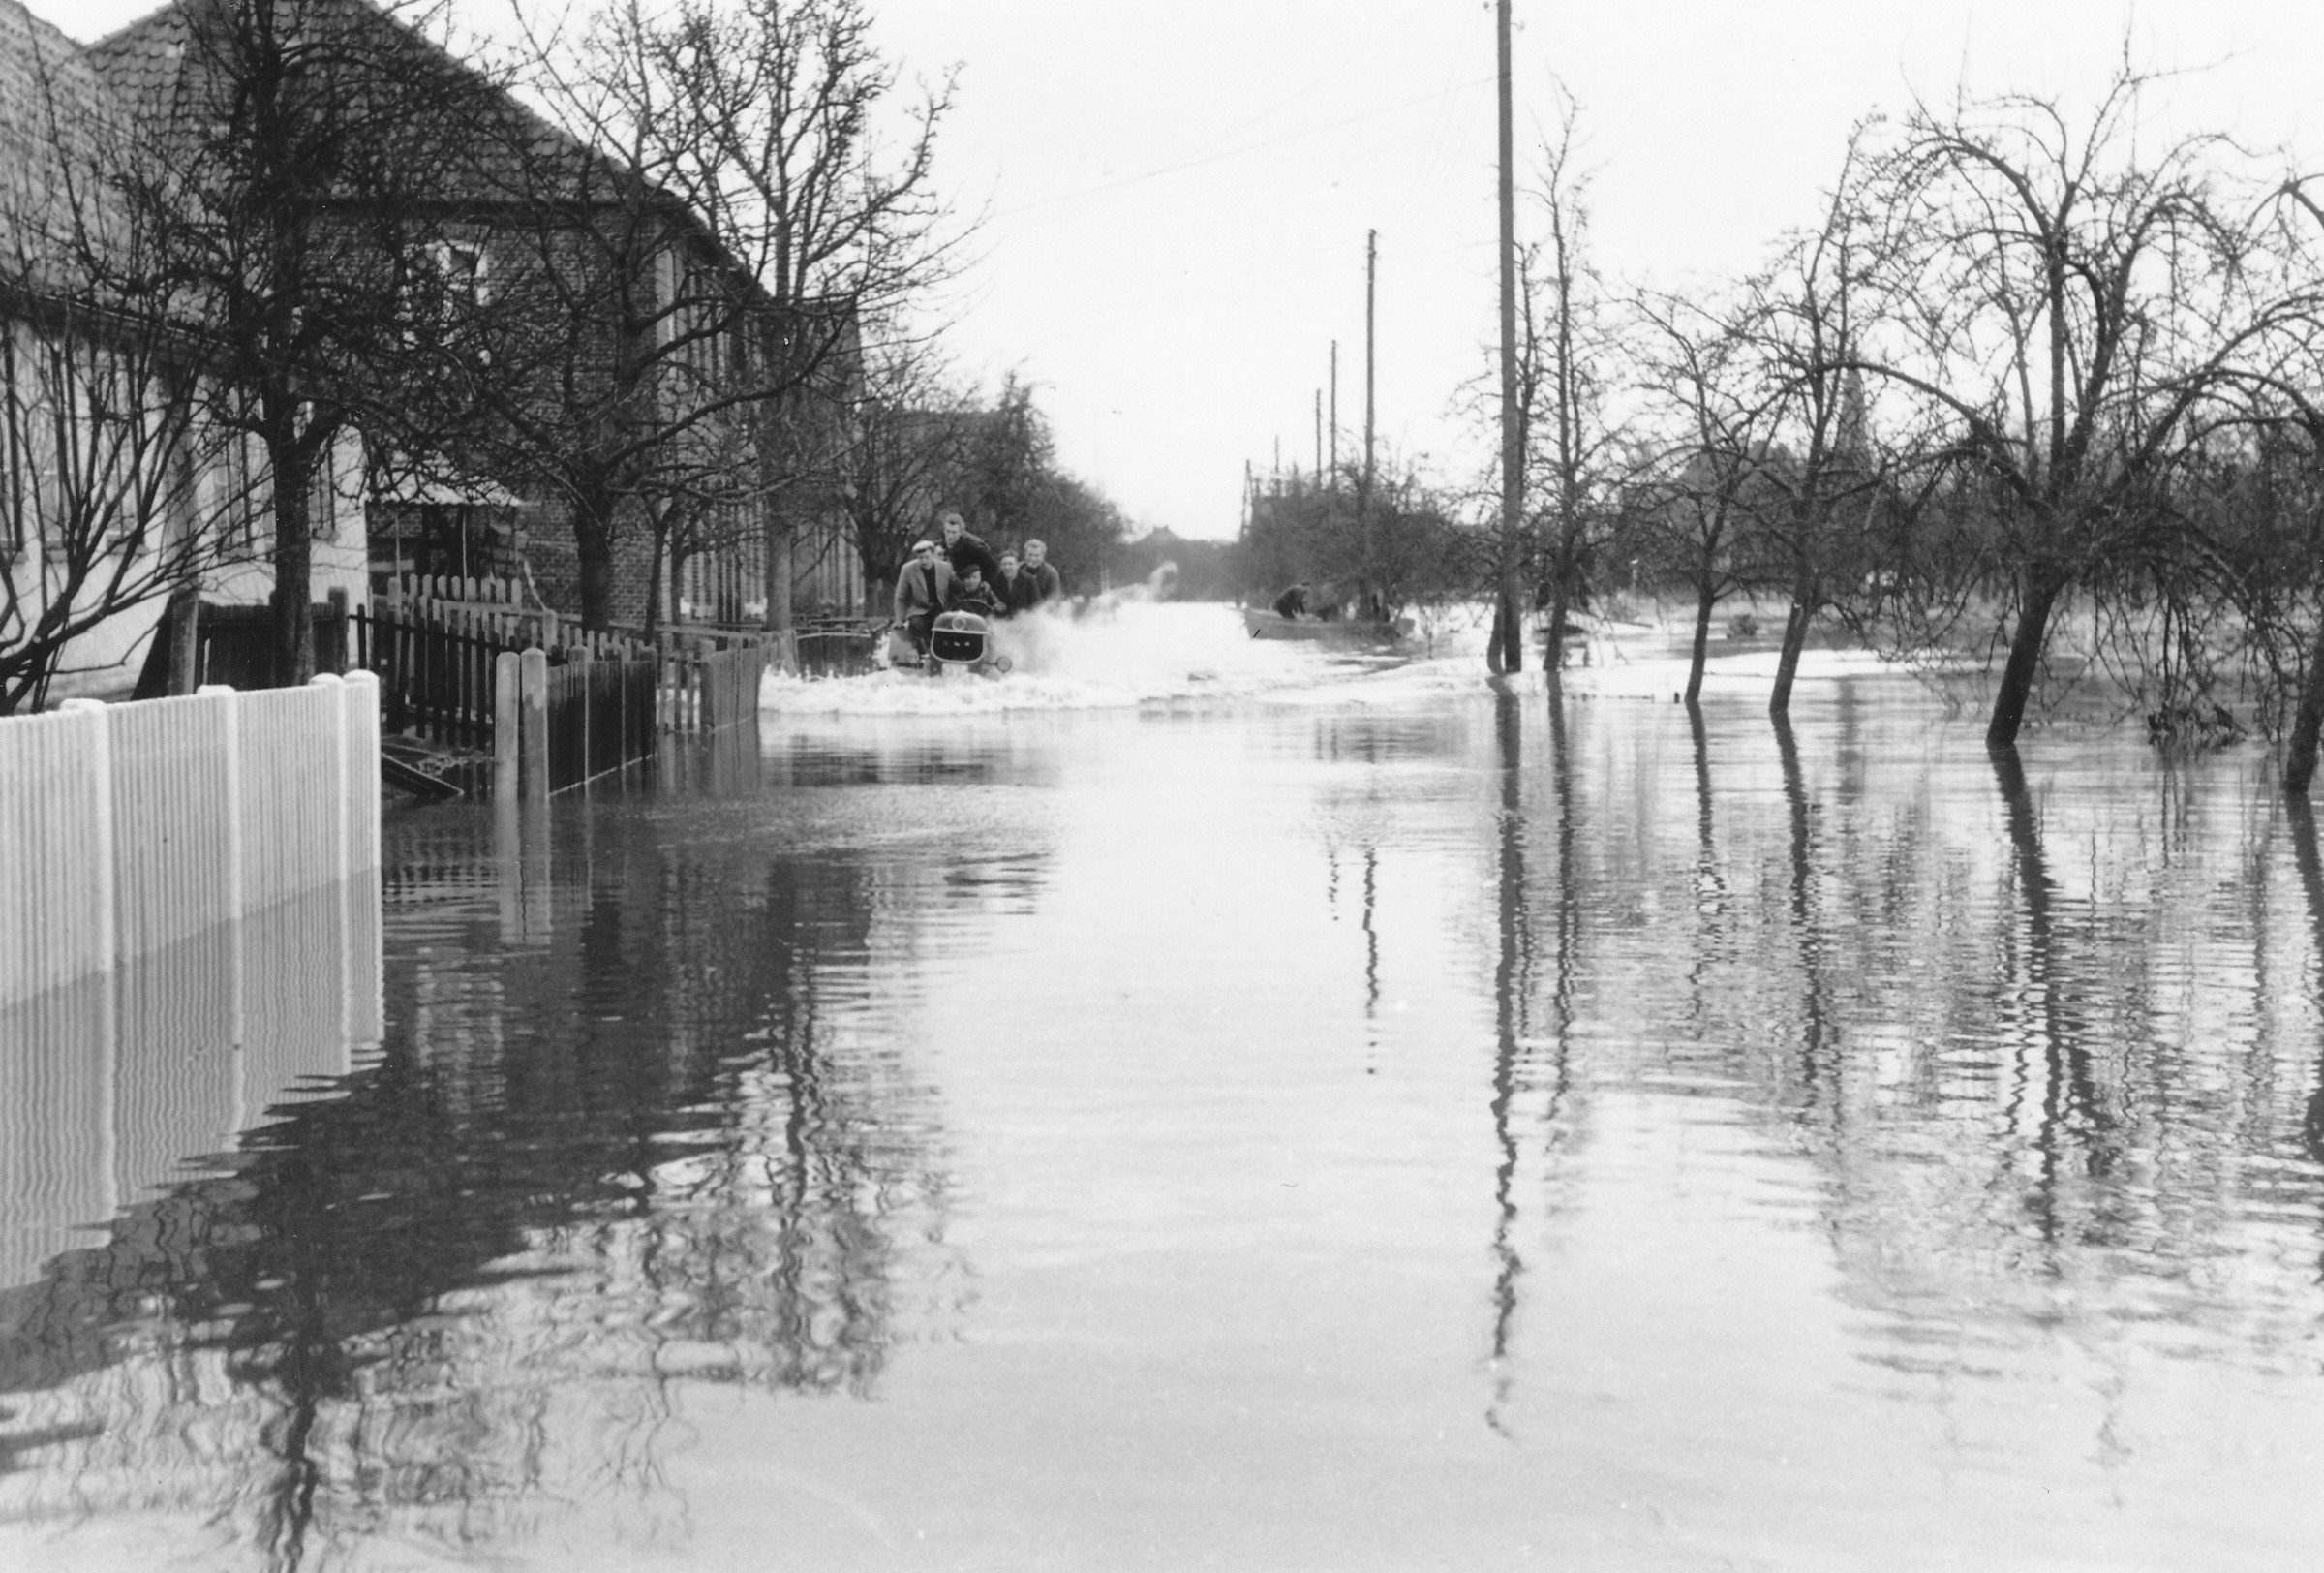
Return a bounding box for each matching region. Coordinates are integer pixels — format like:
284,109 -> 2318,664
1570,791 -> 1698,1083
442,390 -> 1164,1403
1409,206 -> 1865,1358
541,652 -> 661,793
353,594 -> 772,792
661,642 -> 771,732
352,605 -> 512,751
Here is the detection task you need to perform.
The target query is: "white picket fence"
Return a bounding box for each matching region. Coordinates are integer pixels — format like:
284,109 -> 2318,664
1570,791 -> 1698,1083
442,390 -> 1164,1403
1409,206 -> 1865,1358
0,672 -> 382,1007
0,673 -> 384,1284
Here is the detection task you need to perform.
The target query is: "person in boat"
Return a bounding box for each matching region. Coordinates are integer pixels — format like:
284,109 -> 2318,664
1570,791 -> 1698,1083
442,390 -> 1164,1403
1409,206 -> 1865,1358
944,562 -> 1006,620
1022,539 -> 1063,606
994,550 -> 1037,618
893,538 -> 951,655
1270,583 -> 1311,620
939,510 -> 1005,588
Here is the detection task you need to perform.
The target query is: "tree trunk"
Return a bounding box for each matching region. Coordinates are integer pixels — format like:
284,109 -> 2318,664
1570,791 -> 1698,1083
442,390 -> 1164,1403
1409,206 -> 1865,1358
1545,567 -> 1573,681
1987,562 -> 2068,749
268,435 -> 315,687
1769,566 -> 1818,720
2285,613 -> 2324,793
1685,572 -> 1716,707
642,512 -> 668,642
572,492 -> 617,632
1485,598 -> 1508,676
761,515 -> 794,634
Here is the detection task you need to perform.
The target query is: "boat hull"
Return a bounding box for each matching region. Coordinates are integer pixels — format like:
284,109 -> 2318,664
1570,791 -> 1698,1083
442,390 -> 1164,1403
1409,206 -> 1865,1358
1242,607 -> 1408,643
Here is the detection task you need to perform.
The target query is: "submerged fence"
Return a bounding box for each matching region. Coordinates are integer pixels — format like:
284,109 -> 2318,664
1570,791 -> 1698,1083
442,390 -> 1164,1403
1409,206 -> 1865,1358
0,673 -> 383,1010
355,599 -> 770,790
0,676 -> 385,1282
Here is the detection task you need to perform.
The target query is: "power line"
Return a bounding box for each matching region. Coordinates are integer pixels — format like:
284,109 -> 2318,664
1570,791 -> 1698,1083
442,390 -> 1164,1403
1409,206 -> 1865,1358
994,76 -> 1497,220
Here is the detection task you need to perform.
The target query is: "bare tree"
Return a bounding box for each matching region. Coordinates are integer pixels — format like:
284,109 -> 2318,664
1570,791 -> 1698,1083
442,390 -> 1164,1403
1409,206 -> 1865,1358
2249,184 -> 2324,791
1627,288 -> 1777,706
1745,162 -> 1888,719
1514,92 -> 1621,673
86,0 -> 512,685
1846,64 -> 2281,747
0,7 -> 257,712
837,342 -> 969,605
484,0 -> 958,632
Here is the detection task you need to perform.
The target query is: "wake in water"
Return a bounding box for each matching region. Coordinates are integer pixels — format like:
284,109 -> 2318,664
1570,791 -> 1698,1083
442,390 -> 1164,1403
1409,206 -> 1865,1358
759,572 -> 1472,717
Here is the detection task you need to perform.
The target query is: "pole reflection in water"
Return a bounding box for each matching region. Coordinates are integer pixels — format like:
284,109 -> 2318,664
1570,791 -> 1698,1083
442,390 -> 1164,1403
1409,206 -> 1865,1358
8,668 -> 2324,1568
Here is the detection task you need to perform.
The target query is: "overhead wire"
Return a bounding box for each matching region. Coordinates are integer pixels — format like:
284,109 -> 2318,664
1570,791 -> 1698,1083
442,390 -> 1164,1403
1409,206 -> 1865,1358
994,74 -> 1497,222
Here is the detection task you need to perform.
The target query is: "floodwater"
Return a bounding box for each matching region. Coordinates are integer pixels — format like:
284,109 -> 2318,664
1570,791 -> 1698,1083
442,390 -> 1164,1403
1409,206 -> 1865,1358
5,604 -> 2324,1571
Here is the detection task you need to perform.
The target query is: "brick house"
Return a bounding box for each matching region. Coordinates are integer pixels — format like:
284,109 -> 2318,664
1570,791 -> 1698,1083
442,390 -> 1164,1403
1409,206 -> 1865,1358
83,0 -> 867,637
0,0 -> 365,706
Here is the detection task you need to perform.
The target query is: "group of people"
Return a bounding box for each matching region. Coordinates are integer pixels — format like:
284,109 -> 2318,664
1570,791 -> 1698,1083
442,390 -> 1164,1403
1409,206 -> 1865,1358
892,511 -> 1065,658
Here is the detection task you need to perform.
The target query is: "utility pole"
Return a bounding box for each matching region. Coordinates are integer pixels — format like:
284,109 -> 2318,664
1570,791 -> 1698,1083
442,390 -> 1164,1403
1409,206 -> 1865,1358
1362,229 -> 1377,618
1329,340 -> 1339,484
1495,0 -> 1524,674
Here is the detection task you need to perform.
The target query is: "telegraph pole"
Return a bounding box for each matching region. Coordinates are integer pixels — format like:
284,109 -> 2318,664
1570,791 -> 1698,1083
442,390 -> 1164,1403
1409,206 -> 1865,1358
1329,340 -> 1339,483
1495,0 -> 1524,673
1362,228 -> 1377,617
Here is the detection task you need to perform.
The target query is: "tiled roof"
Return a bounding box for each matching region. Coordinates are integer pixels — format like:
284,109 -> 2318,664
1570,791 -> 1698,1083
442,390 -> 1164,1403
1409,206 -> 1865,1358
80,0 -> 629,214
0,0 -> 134,279
79,2 -> 190,118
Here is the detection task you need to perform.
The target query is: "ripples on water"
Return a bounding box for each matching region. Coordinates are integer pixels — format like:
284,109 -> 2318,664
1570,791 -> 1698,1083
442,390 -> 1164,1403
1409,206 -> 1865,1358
5,605 -> 2324,1569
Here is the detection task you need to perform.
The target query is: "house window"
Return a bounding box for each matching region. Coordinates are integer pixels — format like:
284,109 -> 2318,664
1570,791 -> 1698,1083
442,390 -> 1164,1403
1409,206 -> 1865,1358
430,240 -> 489,308
403,238 -> 489,345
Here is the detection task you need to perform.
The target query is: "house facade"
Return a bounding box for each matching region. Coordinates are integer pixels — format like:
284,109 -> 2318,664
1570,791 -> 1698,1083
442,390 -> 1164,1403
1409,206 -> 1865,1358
0,0 -> 365,708
72,0 -> 867,654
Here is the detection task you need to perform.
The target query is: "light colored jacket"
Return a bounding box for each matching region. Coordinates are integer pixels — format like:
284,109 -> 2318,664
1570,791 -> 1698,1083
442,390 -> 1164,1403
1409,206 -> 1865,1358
893,557 -> 951,621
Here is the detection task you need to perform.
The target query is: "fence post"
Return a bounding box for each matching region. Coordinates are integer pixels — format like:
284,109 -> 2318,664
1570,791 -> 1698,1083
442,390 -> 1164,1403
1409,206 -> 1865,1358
55,700 -> 117,981
520,647 -> 548,801
495,650 -> 521,801
573,645 -> 593,787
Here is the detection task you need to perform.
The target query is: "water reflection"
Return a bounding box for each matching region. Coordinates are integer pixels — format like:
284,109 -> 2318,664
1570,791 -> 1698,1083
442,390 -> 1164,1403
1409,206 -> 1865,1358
8,677 -> 2324,1567
0,741 -> 984,1568
2292,796 -> 2324,1165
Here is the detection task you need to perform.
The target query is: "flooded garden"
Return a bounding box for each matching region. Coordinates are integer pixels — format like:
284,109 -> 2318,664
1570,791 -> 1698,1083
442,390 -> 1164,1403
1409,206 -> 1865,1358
4,604 -> 2323,1570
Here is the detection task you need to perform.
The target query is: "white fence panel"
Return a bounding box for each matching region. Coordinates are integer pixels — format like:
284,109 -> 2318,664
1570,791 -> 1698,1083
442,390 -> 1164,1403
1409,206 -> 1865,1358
0,675 -> 386,1286
0,708 -> 110,1003
107,693 -> 237,964
236,683 -> 343,912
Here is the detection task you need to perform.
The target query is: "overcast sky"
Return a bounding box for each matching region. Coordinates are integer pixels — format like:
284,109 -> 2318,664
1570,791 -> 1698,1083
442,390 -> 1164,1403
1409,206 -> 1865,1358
35,0 -> 2324,542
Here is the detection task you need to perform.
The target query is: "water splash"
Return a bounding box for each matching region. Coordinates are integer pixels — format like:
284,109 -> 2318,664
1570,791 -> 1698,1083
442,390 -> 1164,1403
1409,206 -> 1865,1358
758,601 -> 1435,716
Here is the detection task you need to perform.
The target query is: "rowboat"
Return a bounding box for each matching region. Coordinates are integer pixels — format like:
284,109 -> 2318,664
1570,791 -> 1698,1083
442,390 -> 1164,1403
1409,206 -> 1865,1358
1242,607 -> 1410,643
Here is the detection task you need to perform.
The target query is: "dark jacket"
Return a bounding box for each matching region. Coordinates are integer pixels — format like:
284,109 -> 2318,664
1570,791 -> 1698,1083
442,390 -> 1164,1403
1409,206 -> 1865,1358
1024,561 -> 1063,606
945,530 -> 1005,588
994,568 -> 1039,615
943,578 -> 1003,619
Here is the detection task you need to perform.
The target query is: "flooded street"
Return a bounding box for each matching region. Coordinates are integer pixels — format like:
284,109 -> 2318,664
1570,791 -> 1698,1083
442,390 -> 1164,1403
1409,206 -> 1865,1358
7,607 -> 2324,1570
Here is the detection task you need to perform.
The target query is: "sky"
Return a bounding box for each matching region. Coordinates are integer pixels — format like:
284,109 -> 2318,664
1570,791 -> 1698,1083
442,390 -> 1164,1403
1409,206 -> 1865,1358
32,0 -> 2324,541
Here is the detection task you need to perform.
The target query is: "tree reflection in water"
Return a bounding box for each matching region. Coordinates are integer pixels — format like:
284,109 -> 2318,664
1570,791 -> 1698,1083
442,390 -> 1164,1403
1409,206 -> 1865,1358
1466,687 -> 2324,1433
0,781 -> 970,1570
